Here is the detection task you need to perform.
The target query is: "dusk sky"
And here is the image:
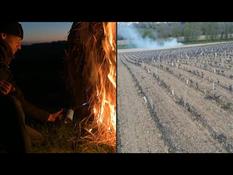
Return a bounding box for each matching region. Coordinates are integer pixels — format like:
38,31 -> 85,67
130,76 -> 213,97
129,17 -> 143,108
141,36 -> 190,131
20,22 -> 73,44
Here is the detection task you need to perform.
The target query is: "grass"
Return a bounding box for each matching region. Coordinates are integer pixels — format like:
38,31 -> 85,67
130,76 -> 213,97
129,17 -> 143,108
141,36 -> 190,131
117,43 -> 137,49
181,39 -> 233,44
29,120 -> 115,153
29,120 -> 74,153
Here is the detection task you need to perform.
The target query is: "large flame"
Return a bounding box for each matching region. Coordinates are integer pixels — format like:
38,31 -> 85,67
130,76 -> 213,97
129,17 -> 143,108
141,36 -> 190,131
79,22 -> 116,149
90,22 -> 116,147
95,22 -> 116,128
65,22 -> 116,151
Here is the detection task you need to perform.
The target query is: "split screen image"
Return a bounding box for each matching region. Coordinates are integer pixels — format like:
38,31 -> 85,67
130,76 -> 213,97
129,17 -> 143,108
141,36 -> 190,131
0,22 -> 233,153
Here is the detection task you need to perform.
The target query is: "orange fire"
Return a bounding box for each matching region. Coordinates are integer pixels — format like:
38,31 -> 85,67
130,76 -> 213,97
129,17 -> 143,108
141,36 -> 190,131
80,22 -> 116,149
95,22 -> 116,128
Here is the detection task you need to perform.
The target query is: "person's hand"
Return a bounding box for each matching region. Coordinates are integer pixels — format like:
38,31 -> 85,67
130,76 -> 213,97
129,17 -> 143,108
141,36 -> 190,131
0,80 -> 15,95
48,108 -> 64,122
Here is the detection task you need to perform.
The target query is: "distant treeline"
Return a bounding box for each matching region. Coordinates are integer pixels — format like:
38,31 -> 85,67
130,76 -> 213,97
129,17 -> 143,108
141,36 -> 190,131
118,22 -> 233,43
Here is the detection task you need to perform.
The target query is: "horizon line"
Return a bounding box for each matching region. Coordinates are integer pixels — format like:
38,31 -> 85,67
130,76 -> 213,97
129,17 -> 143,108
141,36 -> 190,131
22,40 -> 67,45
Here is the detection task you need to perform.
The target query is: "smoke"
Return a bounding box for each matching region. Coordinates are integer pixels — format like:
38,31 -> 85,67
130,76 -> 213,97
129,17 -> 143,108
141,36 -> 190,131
118,23 -> 183,49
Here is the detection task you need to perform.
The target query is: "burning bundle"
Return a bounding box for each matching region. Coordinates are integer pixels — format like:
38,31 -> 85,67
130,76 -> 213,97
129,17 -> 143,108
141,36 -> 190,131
64,22 -> 116,151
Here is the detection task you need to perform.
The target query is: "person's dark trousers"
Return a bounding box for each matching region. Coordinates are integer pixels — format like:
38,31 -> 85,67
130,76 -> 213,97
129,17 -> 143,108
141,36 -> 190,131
0,95 -> 32,153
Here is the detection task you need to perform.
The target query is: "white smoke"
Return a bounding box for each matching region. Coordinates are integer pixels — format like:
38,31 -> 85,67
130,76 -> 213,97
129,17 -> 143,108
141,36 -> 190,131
118,22 -> 183,49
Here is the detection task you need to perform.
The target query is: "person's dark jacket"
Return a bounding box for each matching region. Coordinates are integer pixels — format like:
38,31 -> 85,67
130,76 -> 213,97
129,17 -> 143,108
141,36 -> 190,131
0,40 -> 49,122
0,40 -> 51,152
